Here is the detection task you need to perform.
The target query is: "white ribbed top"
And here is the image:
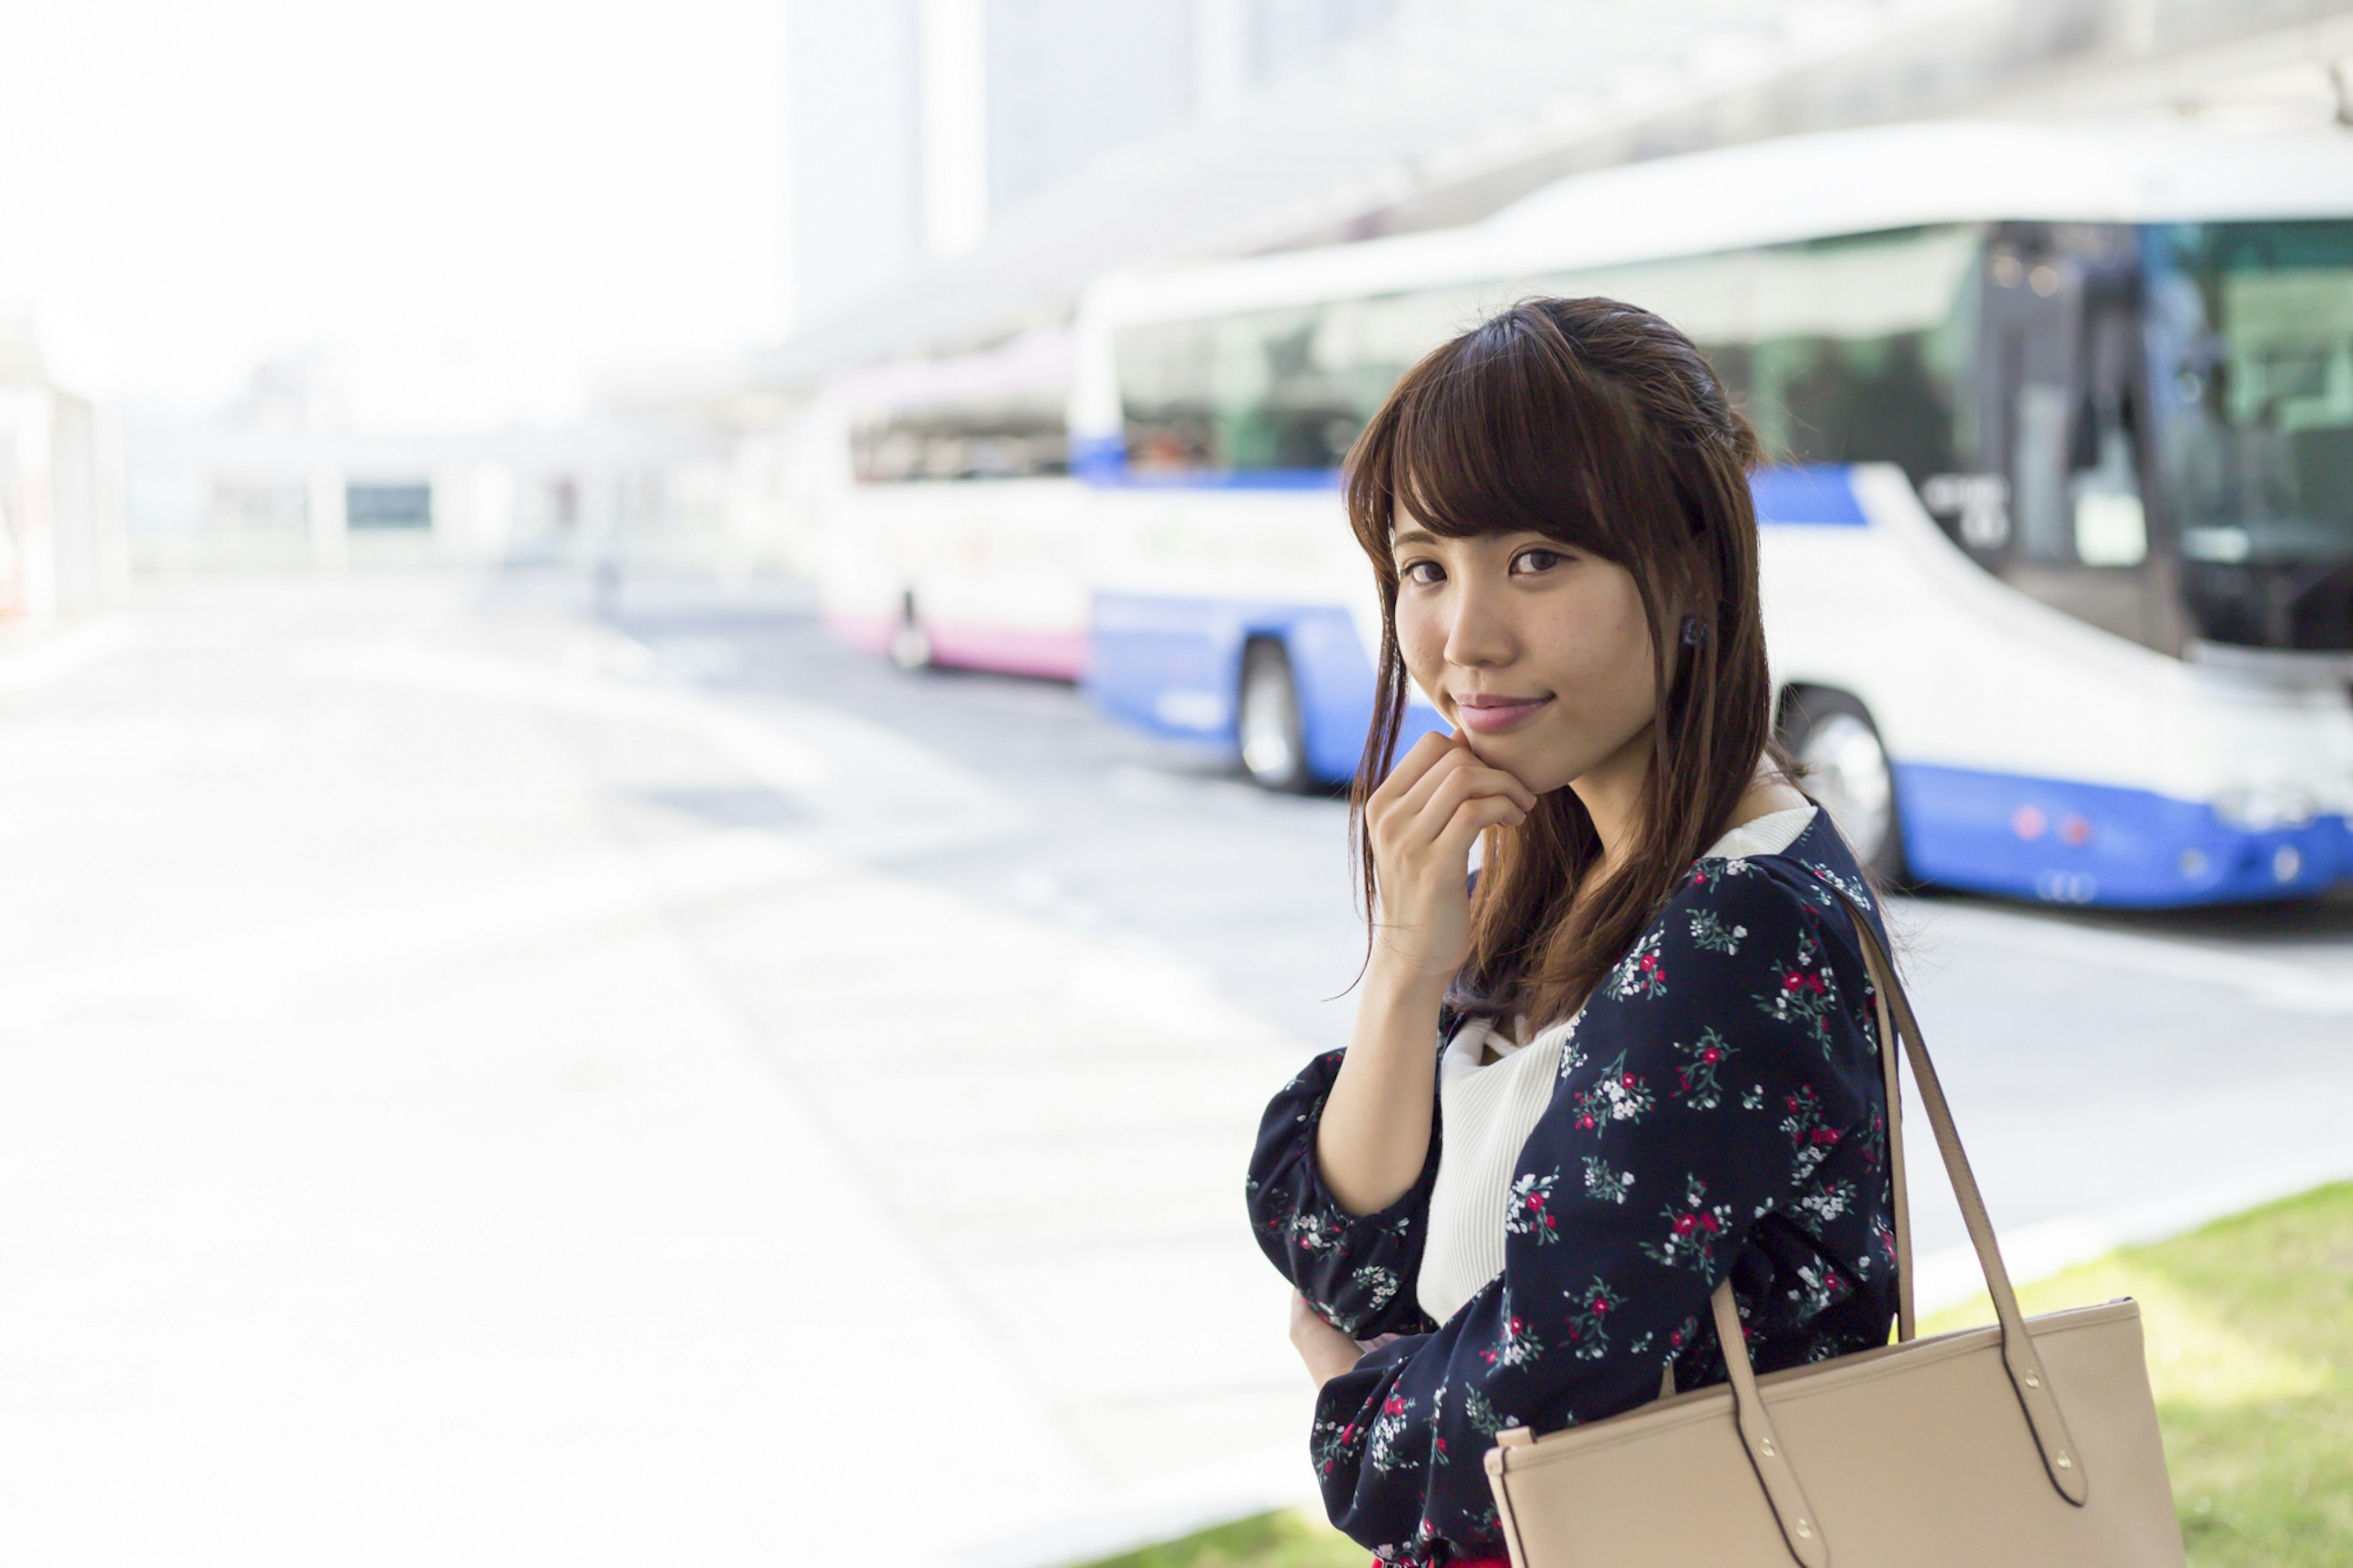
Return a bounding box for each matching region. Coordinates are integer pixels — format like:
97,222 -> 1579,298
1415,806 -> 1817,1326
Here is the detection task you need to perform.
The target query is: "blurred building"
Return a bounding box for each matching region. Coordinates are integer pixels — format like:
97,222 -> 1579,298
121,351 -> 748,578
0,321 -> 124,621
784,0 -> 1399,327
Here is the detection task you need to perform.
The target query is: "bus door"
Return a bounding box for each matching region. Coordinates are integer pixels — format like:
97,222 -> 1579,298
1973,223 -> 2185,654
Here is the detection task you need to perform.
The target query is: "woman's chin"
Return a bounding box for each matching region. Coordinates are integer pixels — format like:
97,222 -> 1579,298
1460,731 -> 1566,793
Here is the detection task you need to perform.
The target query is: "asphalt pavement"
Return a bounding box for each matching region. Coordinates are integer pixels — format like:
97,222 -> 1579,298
1,569 -> 2346,1567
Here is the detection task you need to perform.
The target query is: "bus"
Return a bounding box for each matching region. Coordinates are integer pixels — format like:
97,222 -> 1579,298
827,119 -> 2353,907
818,326 -> 1094,680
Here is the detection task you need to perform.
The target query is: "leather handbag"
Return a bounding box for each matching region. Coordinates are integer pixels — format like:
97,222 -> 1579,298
1482,895 -> 2187,1567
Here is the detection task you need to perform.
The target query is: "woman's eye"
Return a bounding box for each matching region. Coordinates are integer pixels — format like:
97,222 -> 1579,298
1401,560 -> 1445,586
1512,548 -> 1566,575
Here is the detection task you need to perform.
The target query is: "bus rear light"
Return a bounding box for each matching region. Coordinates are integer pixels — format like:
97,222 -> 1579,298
2011,805 -> 2046,840
2058,815 -> 2092,846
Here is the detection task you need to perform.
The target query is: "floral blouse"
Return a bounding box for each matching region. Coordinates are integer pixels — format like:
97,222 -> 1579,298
1245,814 -> 1898,1566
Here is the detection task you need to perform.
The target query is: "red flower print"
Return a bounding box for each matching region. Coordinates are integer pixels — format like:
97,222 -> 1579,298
1673,1214 -> 1697,1236
1813,1128 -> 1840,1145
1590,1296 -> 1609,1314
1701,1047 -> 1722,1063
1621,1073 -> 1637,1088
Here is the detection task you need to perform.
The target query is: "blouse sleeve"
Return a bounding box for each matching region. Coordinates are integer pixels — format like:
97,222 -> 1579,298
1246,1042 -> 1446,1340
1304,866 -> 1887,1561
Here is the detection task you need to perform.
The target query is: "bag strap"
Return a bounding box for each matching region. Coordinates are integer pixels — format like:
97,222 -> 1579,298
1873,942 -> 1914,1341
1833,893 -> 2085,1504
1700,890 -> 2088,1565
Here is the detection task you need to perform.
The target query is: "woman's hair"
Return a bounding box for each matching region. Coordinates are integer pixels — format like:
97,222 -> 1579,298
1344,295 -> 1784,1028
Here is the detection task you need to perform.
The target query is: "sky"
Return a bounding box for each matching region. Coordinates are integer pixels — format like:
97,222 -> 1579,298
0,0 -> 790,426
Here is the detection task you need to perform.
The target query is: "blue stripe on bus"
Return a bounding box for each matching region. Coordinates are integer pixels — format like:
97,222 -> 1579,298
1892,762 -> 2351,906
1750,465 -> 1868,526
1086,592 -> 1441,782
1072,449 -> 1866,517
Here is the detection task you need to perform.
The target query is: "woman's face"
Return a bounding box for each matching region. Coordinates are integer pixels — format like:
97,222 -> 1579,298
1390,513 -> 1658,796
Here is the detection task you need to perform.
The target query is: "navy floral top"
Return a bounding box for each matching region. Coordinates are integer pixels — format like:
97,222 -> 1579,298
1245,814 -> 1898,1566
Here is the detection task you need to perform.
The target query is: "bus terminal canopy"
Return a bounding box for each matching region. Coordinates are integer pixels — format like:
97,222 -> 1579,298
753,0 -> 2278,393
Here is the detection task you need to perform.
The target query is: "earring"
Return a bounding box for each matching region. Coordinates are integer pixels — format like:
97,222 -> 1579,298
1680,614 -> 1708,648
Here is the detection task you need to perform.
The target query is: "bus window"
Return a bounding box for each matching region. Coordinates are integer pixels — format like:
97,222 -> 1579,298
1115,286 -> 1491,476
841,330 -> 1074,484
851,407 -> 1067,482
1672,227 -> 1977,502
2146,219 -> 2353,651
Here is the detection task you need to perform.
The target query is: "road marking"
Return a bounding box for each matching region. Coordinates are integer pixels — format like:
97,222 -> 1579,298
1898,896 -> 2353,1015
1912,1140 -> 2353,1312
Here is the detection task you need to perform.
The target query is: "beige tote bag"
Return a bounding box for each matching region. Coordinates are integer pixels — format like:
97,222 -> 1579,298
1483,897 -> 2187,1567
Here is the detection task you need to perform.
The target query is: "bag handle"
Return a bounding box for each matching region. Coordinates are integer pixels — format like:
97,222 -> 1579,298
1700,892 -> 2089,1562
1833,893 -> 2085,1504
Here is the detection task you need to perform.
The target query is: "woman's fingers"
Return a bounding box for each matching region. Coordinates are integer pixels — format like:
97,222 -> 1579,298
1384,733 -> 1474,823
1400,760 -> 1537,849
1367,730 -> 1461,826
1387,739 -> 1534,834
1432,791 -> 1528,860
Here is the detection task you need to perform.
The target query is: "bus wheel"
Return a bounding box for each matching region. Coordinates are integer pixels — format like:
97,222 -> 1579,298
889,593 -> 932,671
1783,687 -> 1906,882
1238,639 -> 1311,792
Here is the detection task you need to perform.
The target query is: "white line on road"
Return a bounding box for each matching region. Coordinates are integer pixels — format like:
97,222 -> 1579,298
1898,895 -> 2353,1015
1912,1140 -> 2353,1313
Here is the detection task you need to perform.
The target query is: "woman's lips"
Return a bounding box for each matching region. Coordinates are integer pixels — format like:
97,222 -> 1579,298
1454,694 -> 1551,733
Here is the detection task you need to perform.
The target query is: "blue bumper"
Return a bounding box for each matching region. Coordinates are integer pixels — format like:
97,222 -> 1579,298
1895,763 -> 2352,905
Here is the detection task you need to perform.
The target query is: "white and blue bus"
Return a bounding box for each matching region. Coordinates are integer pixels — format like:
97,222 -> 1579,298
825,119 -> 2353,907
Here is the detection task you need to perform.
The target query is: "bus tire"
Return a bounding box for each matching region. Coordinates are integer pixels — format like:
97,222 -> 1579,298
1238,638 -> 1311,792
1780,686 -> 1908,883
889,592 -> 932,671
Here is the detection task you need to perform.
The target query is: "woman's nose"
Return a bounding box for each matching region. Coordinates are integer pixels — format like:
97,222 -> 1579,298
1441,585 -> 1515,669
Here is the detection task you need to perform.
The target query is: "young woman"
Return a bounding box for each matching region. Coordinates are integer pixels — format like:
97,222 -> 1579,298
1245,298 -> 1898,1567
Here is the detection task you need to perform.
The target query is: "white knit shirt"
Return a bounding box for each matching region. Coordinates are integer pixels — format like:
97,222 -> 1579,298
1415,806 -> 1818,1326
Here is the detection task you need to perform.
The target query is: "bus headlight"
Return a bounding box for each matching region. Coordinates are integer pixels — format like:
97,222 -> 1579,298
2213,786 -> 2317,831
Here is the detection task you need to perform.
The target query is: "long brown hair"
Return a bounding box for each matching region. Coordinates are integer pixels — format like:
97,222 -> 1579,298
1346,297 -> 1782,1029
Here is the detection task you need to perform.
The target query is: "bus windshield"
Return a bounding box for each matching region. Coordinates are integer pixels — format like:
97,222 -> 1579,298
2146,220 -> 2353,648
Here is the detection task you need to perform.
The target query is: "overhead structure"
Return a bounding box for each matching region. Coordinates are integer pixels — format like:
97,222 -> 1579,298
759,0 -> 2353,390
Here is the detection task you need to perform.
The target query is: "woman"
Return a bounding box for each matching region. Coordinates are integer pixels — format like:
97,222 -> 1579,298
1245,298 -> 1898,1567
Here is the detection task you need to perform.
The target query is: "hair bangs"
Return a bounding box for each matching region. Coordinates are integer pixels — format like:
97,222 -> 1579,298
1355,310 -> 1650,561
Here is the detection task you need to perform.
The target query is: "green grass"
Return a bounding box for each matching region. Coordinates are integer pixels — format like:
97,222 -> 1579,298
1090,1182 -> 2353,1568
1923,1180 -> 2353,1567
1073,1507 -> 1366,1568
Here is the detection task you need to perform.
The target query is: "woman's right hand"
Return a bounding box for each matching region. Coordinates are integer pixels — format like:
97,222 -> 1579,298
1364,730 -> 1538,987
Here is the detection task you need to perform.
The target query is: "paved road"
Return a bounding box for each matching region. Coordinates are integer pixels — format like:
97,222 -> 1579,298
1,571 -> 2346,1567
